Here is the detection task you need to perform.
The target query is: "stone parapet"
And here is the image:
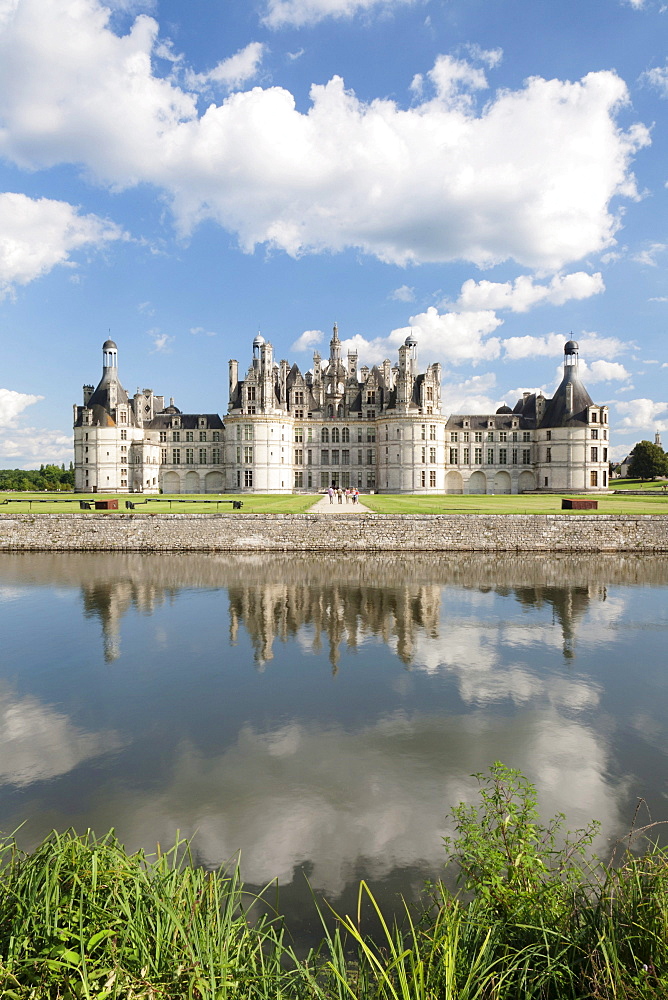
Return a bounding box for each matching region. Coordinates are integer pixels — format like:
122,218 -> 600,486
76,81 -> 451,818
2,512 -> 668,552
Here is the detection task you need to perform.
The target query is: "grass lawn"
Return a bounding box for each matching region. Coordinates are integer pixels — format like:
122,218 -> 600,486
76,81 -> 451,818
609,477 -> 668,490
361,492 -> 668,515
3,490 -> 668,515
0,492 -> 317,514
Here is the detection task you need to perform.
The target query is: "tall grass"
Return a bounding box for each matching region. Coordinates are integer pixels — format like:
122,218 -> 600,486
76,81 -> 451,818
1,766 -> 667,998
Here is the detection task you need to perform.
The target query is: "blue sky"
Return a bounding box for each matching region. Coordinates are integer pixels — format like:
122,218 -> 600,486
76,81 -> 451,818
1,0 -> 667,467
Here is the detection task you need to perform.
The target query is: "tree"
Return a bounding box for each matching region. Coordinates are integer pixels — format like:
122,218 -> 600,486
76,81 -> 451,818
627,440 -> 668,480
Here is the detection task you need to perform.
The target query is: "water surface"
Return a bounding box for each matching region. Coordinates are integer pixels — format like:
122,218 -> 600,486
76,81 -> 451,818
1,551 -> 667,939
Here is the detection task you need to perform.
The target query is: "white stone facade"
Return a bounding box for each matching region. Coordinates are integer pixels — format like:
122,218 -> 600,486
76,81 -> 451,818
74,333 -> 610,494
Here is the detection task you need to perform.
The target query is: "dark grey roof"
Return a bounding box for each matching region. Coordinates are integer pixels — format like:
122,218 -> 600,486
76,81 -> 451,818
147,413 -> 224,429
86,371 -> 130,411
540,367 -> 593,428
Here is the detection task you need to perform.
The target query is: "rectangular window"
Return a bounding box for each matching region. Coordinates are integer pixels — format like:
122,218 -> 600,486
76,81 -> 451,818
426,386 -> 434,401
341,449 -> 350,465
366,471 -> 376,488
244,446 -> 253,463
590,470 -> 598,486
591,447 -> 598,461
474,431 -> 482,443
236,446 -> 241,464
512,449 -> 518,465
161,448 -> 167,464
331,450 -> 339,465
546,448 -> 552,463
499,449 -> 507,465
294,470 -> 303,488
546,430 -> 552,441
450,431 -> 458,442
487,431 -> 494,442
367,391 -> 376,404
430,447 -> 436,463
499,431 -> 507,442
523,431 -> 531,442
185,431 -> 193,442
172,448 -> 180,464
199,448 -> 206,464
487,448 -> 494,464
463,448 -> 470,464
421,447 -> 426,463
247,386 -> 256,401
294,390 -> 304,406
341,471 -> 350,487
322,450 -> 329,465
512,431 -> 518,442
522,448 -> 531,464
307,449 -> 312,465
159,431 -> 166,442
420,470 -> 426,487
199,431 -> 207,442
120,429 -> 127,440
295,427 -> 303,443
172,431 -> 180,442
212,448 -> 220,464
591,412 -> 597,423
244,470 -> 253,487
213,431 -> 220,442
474,447 -> 482,464
463,431 -> 469,443
320,472 -> 329,488
186,448 -> 194,464
422,425 -> 427,440
367,428 -> 376,442
430,424 -> 437,440
236,425 -> 242,440
367,449 -> 375,465
236,470 -> 241,488
603,430 -> 607,440
244,424 -> 253,440
357,449 -> 363,465
295,449 -> 303,465
591,428 -> 598,440
429,470 -> 436,487
450,448 -> 458,465
603,448 -> 607,461
367,410 -> 375,420
307,428 -> 313,443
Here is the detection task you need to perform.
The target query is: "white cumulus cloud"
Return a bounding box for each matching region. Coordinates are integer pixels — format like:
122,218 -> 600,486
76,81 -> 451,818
454,271 -> 605,313
582,359 -> 630,383
186,42 -> 265,93
0,192 -> 125,297
262,0 -> 417,29
0,388 -> 43,427
503,331 -> 625,361
616,398 -> 668,431
292,329 -> 324,351
0,2 -> 650,269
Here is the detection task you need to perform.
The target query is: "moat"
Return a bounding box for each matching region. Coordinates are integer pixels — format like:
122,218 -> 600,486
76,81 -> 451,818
1,552 -> 667,942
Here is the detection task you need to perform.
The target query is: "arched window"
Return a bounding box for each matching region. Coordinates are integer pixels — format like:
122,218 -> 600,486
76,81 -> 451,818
321,427 -> 329,443
331,427 -> 340,443
337,404 -> 343,418
341,427 -> 350,443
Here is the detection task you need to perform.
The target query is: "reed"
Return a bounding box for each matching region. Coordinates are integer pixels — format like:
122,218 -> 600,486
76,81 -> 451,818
1,767 -> 667,998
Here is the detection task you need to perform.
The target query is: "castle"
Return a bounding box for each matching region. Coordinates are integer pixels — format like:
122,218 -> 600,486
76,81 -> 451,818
73,327 -> 610,494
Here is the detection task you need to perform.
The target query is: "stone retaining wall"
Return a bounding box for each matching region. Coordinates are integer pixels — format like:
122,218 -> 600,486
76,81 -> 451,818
2,512 -> 668,551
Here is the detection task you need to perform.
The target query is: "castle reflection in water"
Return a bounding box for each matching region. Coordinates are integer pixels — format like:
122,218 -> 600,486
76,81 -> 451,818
4,551 -> 666,667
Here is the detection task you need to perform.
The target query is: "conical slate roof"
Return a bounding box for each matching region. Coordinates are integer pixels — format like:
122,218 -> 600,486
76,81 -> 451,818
540,365 -> 593,428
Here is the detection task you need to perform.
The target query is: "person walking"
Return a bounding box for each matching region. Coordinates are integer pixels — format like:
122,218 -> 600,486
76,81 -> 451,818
328,486 -> 335,504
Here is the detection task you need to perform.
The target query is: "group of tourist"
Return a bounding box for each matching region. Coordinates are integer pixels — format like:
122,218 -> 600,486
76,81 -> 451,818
327,486 -> 360,504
